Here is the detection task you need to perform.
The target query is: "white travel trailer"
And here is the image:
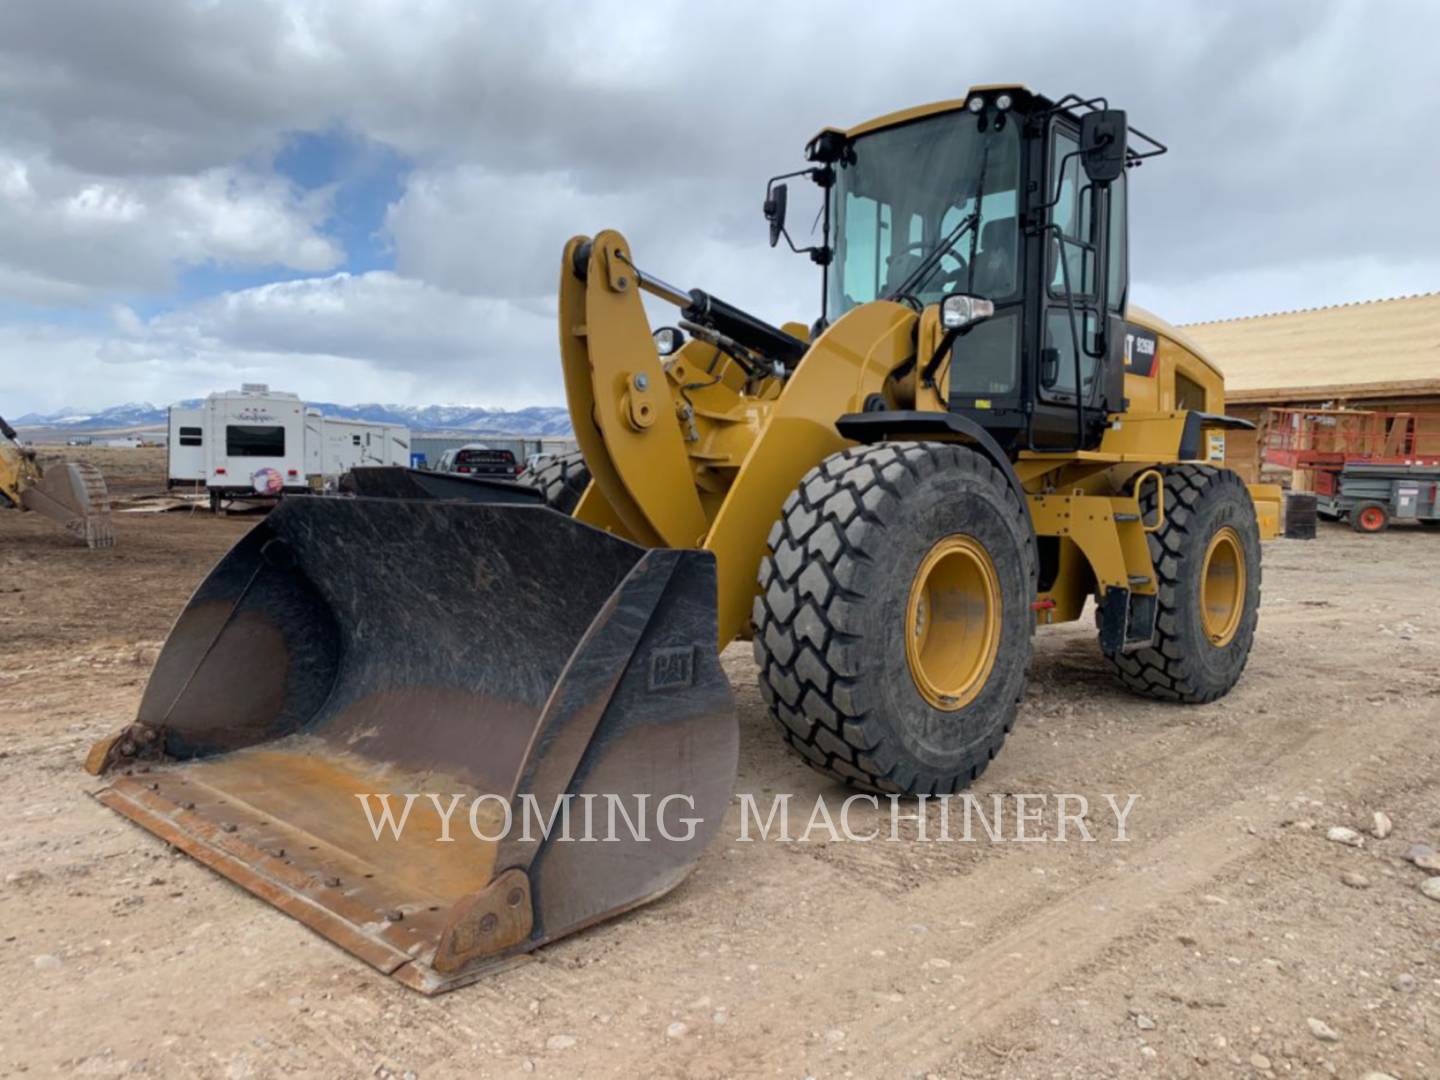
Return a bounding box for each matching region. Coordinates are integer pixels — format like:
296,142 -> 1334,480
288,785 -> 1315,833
303,412 -> 411,484
202,385 -> 309,507
167,387 -> 411,506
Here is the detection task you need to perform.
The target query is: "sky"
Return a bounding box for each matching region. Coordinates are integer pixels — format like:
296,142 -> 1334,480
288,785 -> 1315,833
3,0 -> 1438,416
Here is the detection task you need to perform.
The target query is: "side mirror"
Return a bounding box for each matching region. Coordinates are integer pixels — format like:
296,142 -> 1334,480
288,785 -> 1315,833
940,293 -> 995,331
1079,109 -> 1127,185
763,183 -> 788,248
652,326 -> 685,357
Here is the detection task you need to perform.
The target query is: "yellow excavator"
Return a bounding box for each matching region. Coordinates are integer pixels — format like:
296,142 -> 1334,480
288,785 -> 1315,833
88,86 -> 1282,993
1,416 -> 114,548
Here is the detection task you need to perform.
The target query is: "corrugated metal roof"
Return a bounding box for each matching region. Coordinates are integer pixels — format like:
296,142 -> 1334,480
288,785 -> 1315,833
1180,291 -> 1440,403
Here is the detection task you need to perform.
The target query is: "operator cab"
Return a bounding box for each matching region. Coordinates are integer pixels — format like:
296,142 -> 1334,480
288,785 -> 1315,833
765,86 -> 1166,453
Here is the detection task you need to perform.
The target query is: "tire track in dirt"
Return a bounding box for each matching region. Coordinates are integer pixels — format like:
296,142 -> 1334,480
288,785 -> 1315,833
810,686 -> 1434,1075
582,627 -> 1437,1078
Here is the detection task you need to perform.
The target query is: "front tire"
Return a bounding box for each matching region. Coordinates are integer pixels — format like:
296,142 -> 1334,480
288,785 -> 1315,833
752,443 -> 1036,795
1105,465 -> 1261,702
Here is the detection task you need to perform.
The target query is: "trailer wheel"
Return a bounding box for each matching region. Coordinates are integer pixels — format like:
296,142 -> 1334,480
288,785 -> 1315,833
1104,465 -> 1261,703
1350,502 -> 1389,533
522,451 -> 590,515
752,442 -> 1036,795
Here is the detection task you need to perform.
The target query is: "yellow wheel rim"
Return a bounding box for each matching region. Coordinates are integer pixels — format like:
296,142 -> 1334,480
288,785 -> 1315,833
904,535 -> 1002,712
1200,526 -> 1246,647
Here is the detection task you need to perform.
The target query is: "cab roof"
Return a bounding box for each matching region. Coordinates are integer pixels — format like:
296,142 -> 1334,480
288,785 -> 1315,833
813,84 -> 1038,144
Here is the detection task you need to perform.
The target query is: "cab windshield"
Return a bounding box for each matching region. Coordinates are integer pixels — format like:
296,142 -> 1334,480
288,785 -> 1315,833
828,110 -> 1021,317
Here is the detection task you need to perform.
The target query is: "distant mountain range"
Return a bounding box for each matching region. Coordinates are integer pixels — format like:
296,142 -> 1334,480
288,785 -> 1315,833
11,400 -> 574,437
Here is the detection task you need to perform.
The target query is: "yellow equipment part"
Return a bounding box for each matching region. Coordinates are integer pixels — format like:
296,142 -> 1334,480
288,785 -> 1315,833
562,233 -> 917,643
904,535 -> 1002,711
0,423 -> 114,549
1247,483 -> 1284,540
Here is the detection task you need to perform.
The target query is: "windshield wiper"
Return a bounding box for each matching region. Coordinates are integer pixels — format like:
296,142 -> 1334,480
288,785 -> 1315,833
885,211 -> 979,307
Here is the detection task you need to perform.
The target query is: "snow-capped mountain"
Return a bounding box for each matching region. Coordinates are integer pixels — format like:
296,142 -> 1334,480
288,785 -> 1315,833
11,400 -> 574,436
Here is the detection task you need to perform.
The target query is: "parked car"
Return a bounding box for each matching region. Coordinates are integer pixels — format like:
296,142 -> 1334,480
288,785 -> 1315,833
438,443 -> 518,479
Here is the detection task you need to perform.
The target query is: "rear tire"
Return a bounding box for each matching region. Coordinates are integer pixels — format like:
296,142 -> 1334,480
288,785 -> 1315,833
752,442 -> 1036,795
1104,465 -> 1261,703
523,451 -> 591,515
1350,501 -> 1389,533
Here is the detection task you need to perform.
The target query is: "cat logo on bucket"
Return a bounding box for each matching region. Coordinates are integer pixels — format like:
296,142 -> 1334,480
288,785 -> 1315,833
648,645 -> 695,690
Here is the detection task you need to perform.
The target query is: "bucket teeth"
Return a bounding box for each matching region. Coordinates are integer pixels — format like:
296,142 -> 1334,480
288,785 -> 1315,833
22,461 -> 114,548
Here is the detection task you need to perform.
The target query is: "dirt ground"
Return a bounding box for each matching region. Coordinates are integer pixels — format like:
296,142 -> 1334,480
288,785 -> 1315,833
2,448 -> 1437,1079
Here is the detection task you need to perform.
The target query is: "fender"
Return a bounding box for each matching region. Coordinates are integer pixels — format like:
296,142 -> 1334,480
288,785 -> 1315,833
835,410 -> 1030,520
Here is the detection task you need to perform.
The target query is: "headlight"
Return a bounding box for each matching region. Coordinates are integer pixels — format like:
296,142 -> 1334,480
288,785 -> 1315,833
967,96 -> 984,113
941,294 -> 995,330
995,93 -> 1013,110
653,326 -> 684,357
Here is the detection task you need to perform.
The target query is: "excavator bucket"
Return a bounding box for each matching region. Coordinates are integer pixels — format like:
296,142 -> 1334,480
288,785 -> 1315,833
86,496 -> 736,993
21,461 -> 114,548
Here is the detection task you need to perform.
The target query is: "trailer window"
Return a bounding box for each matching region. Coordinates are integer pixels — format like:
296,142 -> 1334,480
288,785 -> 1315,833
226,425 -> 286,457
178,426 -> 203,447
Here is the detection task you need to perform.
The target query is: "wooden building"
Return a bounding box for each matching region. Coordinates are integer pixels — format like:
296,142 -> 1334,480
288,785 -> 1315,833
1182,292 -> 1440,481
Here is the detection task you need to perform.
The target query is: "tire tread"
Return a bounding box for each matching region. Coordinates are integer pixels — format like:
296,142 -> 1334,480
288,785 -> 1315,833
522,451 -> 590,514
753,442 -> 1035,793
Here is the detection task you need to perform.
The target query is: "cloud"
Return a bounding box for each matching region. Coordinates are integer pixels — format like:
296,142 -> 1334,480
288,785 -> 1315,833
0,153 -> 342,303
0,0 -> 334,176
1,272 -> 560,414
383,164 -> 818,315
3,0 -> 1440,414
1136,255 -> 1440,326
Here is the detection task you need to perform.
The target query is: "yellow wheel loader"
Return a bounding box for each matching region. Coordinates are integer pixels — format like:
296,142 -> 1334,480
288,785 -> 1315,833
87,86 -> 1282,992
1,416 -> 114,548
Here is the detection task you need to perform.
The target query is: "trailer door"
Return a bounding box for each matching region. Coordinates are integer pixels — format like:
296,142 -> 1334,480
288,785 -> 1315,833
167,407 -> 206,485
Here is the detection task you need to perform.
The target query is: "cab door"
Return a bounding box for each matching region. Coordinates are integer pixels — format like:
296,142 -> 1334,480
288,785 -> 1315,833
1029,119 -> 1127,449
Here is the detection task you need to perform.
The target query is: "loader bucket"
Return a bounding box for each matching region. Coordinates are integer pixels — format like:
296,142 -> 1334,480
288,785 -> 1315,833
22,461 -> 114,548
86,496 -> 737,993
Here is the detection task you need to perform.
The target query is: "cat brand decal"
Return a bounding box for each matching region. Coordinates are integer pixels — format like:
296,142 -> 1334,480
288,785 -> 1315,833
1123,326 -> 1159,378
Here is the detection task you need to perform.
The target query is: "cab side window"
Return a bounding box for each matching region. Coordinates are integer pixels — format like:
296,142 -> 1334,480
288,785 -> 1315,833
1106,173 -> 1128,313
839,194 -> 892,308
1048,129 -> 1094,298
1043,125 -> 1100,402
